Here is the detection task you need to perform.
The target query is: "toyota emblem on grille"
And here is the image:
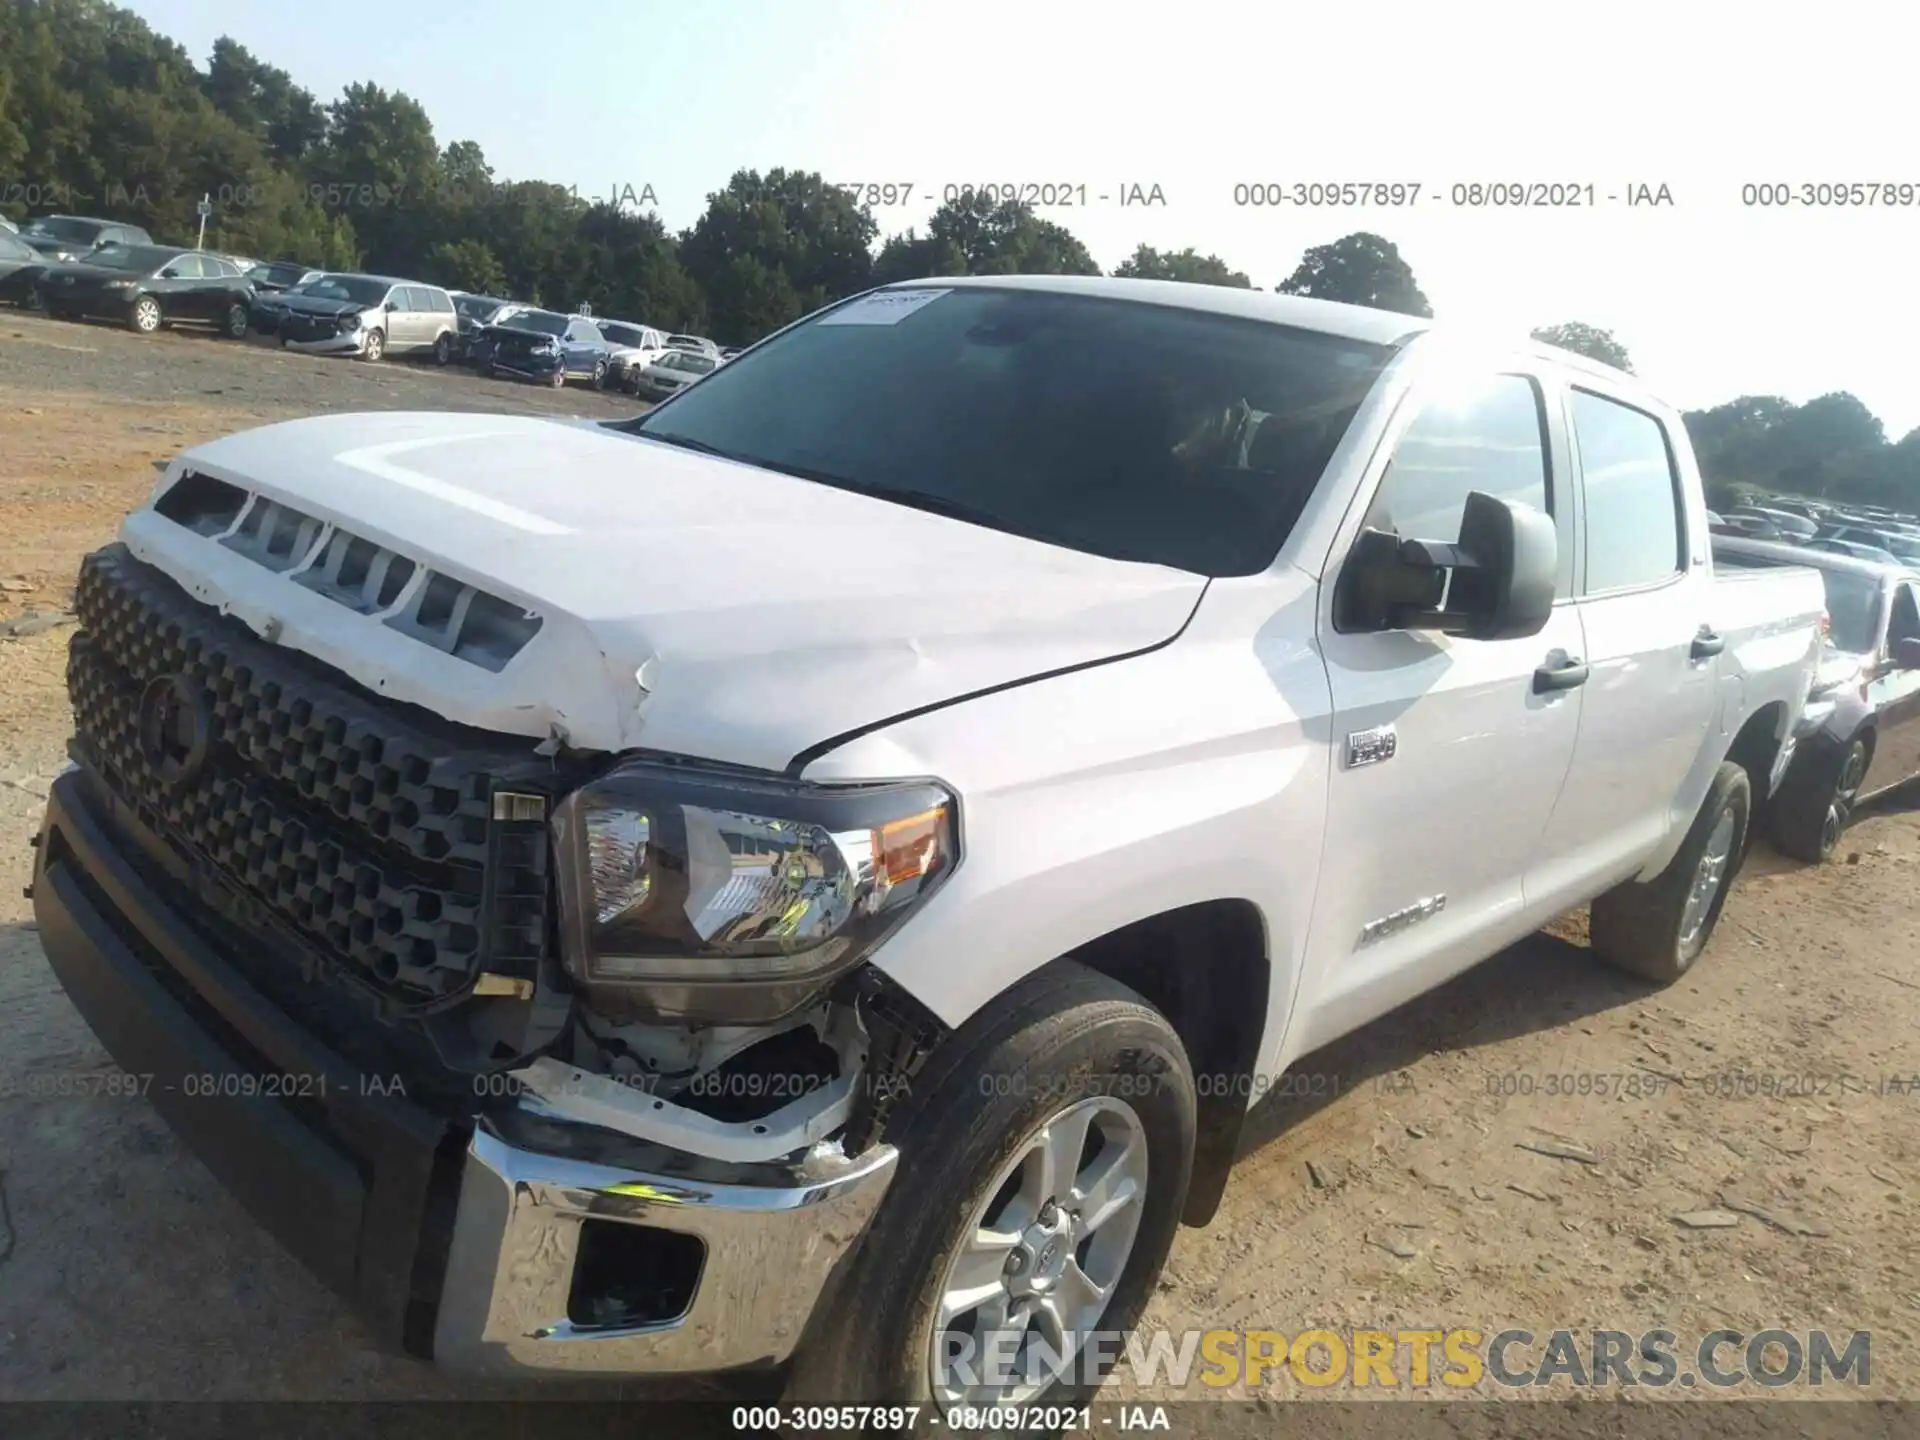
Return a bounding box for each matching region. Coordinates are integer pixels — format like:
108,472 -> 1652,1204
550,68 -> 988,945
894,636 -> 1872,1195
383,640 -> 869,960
138,674 -> 212,786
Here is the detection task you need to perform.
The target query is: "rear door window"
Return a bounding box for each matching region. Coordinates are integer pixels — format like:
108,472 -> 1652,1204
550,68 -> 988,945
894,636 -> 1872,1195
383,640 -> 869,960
1571,389 -> 1684,594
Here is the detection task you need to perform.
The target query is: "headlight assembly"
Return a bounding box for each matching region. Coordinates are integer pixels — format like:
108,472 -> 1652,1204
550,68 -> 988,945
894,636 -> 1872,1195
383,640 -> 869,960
551,759 -> 959,1024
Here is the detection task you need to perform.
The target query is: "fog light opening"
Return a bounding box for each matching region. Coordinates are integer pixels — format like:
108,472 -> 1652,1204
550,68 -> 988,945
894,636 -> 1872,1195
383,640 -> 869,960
566,1220 -> 705,1330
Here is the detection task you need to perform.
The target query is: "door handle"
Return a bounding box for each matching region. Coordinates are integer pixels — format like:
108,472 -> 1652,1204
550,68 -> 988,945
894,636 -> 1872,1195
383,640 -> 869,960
1691,629 -> 1725,659
1533,657 -> 1590,693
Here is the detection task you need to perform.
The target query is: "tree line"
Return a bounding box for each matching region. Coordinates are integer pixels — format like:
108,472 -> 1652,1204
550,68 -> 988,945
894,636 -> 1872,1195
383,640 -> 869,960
1,0 -> 1914,513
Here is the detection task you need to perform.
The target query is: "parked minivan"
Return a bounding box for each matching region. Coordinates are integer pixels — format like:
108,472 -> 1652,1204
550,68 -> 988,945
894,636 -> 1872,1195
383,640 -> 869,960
265,273 -> 460,363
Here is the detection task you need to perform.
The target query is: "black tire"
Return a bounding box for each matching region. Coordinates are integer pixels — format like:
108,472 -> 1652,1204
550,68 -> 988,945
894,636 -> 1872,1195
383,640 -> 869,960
129,295 -> 162,334
549,368 -> 566,389
482,361 -> 498,379
359,327 -> 386,362
23,283 -> 46,313
783,962 -> 1195,1422
432,332 -> 453,365
1769,736 -> 1868,864
1591,761 -> 1751,984
590,359 -> 609,391
220,302 -> 250,339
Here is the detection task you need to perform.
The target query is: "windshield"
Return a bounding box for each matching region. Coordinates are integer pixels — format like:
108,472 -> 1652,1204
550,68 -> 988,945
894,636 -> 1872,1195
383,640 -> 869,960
628,287 -> 1391,574
22,216 -> 102,243
455,294 -> 506,321
664,350 -> 716,374
501,310 -> 569,337
1820,571 -> 1883,653
299,274 -> 390,306
667,335 -> 708,350
88,244 -> 174,272
600,323 -> 649,347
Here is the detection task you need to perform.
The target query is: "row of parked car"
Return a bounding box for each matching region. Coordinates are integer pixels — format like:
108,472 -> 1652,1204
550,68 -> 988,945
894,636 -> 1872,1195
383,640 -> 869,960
0,212 -> 741,399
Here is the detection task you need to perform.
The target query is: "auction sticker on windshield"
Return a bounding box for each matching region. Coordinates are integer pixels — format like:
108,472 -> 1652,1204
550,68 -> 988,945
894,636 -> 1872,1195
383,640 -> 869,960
819,288 -> 951,325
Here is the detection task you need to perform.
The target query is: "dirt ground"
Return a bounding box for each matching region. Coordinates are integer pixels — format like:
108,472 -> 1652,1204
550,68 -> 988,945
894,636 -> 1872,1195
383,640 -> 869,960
0,309 -> 1915,1424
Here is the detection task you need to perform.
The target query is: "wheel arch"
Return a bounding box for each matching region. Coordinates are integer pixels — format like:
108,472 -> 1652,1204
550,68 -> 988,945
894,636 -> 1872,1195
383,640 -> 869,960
1059,899 -> 1270,1227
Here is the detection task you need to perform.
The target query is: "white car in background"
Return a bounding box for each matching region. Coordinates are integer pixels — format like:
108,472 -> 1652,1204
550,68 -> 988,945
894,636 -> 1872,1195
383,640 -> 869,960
596,318 -> 670,388
629,344 -> 719,398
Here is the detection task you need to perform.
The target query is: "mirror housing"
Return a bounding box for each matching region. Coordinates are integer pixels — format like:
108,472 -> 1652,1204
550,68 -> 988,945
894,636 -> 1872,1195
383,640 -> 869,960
1340,491 -> 1557,641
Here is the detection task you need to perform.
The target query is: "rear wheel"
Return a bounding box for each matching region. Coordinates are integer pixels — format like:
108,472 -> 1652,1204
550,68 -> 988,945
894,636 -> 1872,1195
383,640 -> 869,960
220,302 -> 250,339
129,295 -> 162,334
1770,736 -> 1868,863
783,963 -> 1195,1419
1591,761 -> 1751,984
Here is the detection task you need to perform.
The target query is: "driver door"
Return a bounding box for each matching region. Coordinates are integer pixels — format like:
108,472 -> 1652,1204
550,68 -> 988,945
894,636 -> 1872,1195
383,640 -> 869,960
1290,367 -> 1586,1053
161,254 -> 214,319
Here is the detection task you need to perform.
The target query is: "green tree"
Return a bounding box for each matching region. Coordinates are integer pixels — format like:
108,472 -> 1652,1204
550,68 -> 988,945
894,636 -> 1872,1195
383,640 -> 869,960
678,168 -> 875,340
1276,232 -> 1432,317
1112,244 -> 1250,287
874,191 -> 1100,283
424,238 -> 505,295
1530,321 -> 1632,372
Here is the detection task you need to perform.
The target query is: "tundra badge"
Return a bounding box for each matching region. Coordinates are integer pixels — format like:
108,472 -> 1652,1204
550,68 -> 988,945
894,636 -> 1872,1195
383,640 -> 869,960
1345,724 -> 1397,768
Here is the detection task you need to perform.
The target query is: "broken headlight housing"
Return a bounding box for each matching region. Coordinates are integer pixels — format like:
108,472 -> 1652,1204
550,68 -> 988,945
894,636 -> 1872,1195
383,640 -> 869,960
551,758 -> 958,1024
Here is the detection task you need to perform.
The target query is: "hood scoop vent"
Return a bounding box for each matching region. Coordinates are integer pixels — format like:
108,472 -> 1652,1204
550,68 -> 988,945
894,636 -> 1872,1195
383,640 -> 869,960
153,469 -> 543,673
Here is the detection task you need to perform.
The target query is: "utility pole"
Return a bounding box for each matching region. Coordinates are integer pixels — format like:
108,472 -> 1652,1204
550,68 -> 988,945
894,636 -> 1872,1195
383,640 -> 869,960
196,193 -> 211,250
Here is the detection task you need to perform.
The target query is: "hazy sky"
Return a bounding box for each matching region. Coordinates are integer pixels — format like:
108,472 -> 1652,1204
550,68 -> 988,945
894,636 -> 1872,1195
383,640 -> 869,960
131,0 -> 1918,435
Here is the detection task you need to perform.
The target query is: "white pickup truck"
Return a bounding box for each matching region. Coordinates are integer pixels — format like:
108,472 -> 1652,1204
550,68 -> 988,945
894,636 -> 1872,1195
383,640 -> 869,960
33,277 -> 1824,1412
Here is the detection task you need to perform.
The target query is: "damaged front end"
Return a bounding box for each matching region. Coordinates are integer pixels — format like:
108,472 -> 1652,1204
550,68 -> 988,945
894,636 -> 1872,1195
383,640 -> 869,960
49,541 -> 956,1377
433,757 -> 960,1372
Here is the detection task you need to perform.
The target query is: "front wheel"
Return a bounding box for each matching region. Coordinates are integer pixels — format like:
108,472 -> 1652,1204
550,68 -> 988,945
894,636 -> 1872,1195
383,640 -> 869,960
23,284 -> 46,313
590,359 -> 609,391
1591,760 -> 1751,984
129,295 -> 162,334
432,332 -> 453,365
783,962 -> 1195,1416
549,368 -> 566,389
359,327 -> 386,362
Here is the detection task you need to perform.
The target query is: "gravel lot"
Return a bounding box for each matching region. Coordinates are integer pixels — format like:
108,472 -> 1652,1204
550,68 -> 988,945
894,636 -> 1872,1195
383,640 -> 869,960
1,309 -> 1916,1427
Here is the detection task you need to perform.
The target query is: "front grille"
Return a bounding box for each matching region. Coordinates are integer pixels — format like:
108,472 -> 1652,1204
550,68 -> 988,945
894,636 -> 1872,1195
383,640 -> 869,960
282,312 -> 344,343
68,545 -> 574,1010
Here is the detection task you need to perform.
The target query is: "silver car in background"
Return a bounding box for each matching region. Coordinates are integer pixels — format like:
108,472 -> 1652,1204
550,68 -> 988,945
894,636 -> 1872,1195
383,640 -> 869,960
629,345 -> 718,398
271,273 -> 460,363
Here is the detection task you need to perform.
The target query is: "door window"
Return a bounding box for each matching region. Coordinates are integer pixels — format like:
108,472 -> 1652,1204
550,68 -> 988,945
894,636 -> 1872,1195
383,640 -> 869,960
1358,373 -> 1561,596
1570,389 -> 1684,594
164,254 -> 205,279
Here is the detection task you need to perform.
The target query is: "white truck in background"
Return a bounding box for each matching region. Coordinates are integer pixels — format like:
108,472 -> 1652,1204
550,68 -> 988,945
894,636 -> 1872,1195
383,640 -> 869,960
33,276 -> 1824,1417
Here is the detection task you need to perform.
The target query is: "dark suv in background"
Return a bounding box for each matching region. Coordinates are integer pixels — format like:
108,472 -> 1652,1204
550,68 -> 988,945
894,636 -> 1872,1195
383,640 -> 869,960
16,214 -> 154,263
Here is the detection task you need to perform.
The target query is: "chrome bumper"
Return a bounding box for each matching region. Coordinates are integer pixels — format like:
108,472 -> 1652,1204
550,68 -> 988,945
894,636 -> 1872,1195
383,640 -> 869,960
433,1124 -> 898,1376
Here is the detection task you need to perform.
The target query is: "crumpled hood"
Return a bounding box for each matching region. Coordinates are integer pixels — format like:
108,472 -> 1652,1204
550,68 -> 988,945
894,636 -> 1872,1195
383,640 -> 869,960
123,411 -> 1207,771
268,293 -> 365,318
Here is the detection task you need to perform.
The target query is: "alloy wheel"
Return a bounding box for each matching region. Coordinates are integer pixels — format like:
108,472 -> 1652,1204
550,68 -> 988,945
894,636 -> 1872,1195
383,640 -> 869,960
927,1096 -> 1148,1405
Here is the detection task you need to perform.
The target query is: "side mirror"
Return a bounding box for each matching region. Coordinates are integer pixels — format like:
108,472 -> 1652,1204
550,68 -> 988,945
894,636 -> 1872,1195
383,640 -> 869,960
1339,491 -> 1557,642
1892,637 -> 1920,671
